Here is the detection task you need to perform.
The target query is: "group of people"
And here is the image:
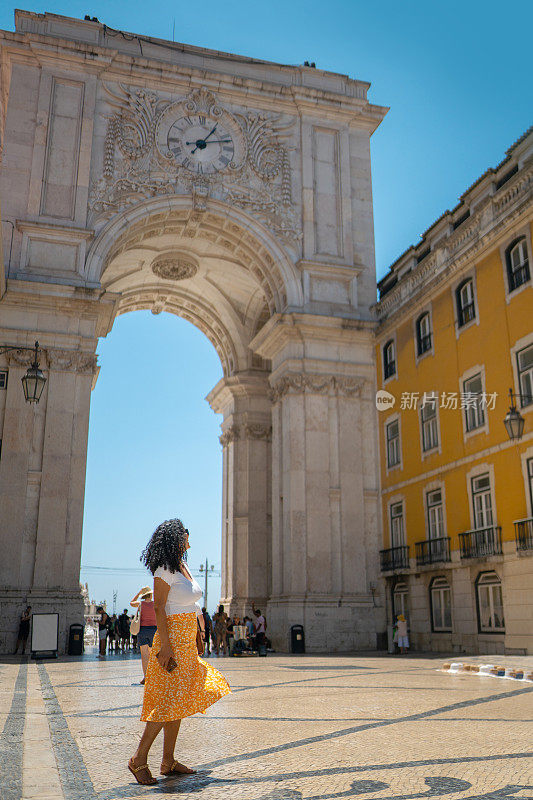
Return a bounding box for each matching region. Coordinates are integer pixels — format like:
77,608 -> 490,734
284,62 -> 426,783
201,604 -> 268,656
96,607 -> 137,656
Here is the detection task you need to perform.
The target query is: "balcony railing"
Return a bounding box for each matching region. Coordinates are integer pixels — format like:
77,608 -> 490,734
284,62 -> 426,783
415,537 -> 451,566
380,545 -> 409,572
515,518 -> 533,551
459,526 -> 502,559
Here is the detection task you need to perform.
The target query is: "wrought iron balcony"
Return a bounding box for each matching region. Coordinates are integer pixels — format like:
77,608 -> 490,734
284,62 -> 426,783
515,518 -> 533,551
459,526 -> 502,559
380,545 -> 410,572
415,537 -> 451,566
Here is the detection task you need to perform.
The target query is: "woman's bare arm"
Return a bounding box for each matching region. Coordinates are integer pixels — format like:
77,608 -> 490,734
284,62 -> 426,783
153,577 -> 173,668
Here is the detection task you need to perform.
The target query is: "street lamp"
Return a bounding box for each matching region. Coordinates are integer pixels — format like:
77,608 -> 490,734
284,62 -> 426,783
503,387 -> 529,441
0,340 -> 46,404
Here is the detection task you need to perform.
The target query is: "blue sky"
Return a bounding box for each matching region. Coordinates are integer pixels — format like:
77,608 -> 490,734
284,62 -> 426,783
2,2 -> 530,614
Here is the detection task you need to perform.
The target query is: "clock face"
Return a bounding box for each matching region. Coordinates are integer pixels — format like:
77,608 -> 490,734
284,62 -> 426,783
166,115 -> 235,175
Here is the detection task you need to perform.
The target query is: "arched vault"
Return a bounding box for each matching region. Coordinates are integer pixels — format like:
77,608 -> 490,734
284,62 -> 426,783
85,197 -> 302,375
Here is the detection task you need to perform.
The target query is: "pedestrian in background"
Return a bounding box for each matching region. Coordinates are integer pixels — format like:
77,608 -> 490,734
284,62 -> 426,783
212,604 -> 229,656
201,607 -> 212,656
131,586 -> 157,684
396,614 -> 409,654
97,606 -> 110,657
118,608 -> 131,651
128,518 -> 230,785
252,602 -> 266,651
13,606 -> 32,654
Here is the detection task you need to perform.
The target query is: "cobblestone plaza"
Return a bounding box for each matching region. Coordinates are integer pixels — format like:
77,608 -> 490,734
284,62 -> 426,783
1,652 -> 532,800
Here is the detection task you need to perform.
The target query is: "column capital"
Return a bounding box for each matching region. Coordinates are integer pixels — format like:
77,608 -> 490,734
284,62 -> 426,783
206,370 -> 270,415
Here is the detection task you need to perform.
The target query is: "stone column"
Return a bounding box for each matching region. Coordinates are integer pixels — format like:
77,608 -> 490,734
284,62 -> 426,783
207,371 -> 272,618
0,345 -> 97,652
252,313 -> 383,652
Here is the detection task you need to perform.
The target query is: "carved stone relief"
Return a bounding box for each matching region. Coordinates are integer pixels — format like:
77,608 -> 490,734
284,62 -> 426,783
151,253 -> 198,281
89,84 -> 301,244
269,373 -> 365,403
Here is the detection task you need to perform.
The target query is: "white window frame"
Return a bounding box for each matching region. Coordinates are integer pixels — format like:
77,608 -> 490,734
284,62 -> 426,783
430,577 -> 453,632
471,473 -> 494,529
393,581 -> 409,624
413,306 -> 434,363
466,463 -> 497,533
519,446 -> 533,519
452,270 -> 479,338
389,500 -> 405,548
500,224 -> 533,303
476,572 -> 505,633
382,337 -> 397,385
459,364 -> 489,439
426,488 -> 445,539
510,332 -> 533,419
385,416 -> 401,470
419,395 -> 440,454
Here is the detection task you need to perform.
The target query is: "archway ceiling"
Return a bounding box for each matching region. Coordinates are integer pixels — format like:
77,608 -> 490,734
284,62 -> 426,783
100,228 -> 271,377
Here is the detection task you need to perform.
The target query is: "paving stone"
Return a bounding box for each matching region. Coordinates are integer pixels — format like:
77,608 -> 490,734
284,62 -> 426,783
1,651 -> 532,800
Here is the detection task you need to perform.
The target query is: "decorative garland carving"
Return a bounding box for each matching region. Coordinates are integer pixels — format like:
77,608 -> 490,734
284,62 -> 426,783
47,350 -> 98,374
269,373 -> 364,403
90,84 -> 300,244
244,423 -> 272,441
5,348 -> 98,373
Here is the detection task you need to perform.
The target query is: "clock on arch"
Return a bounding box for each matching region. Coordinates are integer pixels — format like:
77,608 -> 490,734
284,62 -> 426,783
155,92 -> 246,175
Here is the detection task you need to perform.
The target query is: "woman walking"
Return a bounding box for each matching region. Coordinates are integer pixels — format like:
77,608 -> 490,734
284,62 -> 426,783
131,586 -> 156,684
128,519 -> 230,785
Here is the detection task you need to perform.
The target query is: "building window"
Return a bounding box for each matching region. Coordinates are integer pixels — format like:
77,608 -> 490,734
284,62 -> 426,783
506,238 -> 530,292
463,373 -> 485,431
386,419 -> 400,468
456,279 -> 476,327
427,489 -> 445,539
471,473 -> 493,529
390,502 -> 405,547
476,572 -> 505,632
516,344 -> 533,408
416,313 -> 432,356
383,340 -> 396,380
421,401 -> 439,451
527,458 -> 533,515
0,370 -> 7,390
430,577 -> 452,632
393,581 -> 409,623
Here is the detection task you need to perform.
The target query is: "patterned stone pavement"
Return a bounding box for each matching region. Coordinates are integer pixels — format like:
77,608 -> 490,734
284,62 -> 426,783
1,649 -> 532,800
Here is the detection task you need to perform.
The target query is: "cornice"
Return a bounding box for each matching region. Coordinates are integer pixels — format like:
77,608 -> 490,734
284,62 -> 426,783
1,26 -> 384,122
375,163 -> 533,330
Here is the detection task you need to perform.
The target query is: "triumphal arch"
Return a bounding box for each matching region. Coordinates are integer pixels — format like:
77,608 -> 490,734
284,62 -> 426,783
0,11 -> 387,652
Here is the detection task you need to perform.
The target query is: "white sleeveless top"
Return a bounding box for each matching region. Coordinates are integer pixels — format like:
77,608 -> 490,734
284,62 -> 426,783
154,565 -> 203,618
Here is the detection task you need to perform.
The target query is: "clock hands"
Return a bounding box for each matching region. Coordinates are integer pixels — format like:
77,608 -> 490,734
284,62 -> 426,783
190,122 -> 218,153
185,139 -> 232,146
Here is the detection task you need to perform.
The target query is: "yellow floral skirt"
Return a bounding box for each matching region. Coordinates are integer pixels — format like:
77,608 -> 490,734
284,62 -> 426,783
141,612 -> 231,722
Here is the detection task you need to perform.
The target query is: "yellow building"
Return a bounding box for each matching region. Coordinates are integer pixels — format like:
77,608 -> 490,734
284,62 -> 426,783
374,128 -> 533,655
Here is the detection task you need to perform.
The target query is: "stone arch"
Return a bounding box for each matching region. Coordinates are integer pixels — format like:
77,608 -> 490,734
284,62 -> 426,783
85,196 -> 302,308
85,196 -> 302,375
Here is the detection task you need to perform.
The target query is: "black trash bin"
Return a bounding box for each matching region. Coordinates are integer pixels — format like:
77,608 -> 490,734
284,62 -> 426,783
290,624 -> 305,654
68,623 -> 84,656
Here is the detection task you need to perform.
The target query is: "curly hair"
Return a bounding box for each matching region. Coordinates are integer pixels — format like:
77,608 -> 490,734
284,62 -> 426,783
140,518 -> 189,575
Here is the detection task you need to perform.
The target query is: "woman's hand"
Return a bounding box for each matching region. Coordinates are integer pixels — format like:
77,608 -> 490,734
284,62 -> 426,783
156,642 -> 175,670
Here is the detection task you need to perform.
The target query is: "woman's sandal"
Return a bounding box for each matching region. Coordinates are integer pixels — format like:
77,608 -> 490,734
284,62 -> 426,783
160,760 -> 197,775
128,758 -> 158,785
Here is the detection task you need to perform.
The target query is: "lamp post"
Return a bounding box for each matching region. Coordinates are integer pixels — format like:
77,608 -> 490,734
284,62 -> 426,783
503,387 -> 530,441
0,340 -> 46,403
198,559 -> 217,610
